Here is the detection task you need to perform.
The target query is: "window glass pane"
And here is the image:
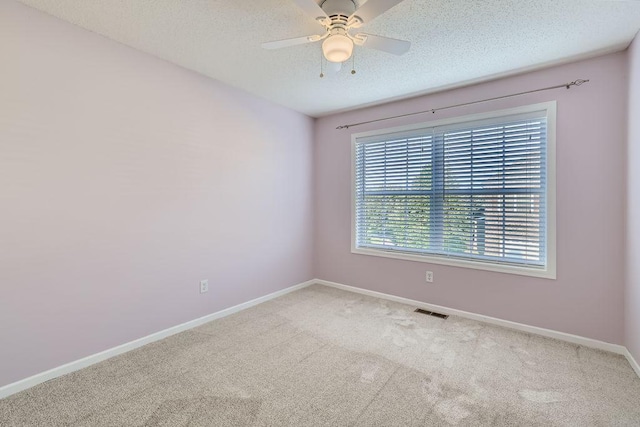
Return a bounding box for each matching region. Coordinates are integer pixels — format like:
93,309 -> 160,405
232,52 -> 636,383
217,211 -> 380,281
354,109 -> 548,269
358,195 -> 431,250
356,135 -> 434,252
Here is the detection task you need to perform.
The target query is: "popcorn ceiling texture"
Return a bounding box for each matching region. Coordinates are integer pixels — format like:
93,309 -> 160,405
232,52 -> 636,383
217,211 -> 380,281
1,285 -> 639,426
13,0 -> 640,116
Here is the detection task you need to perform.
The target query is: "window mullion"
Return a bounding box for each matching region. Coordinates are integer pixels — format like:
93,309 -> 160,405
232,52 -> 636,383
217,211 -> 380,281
501,126 -> 506,257
431,131 -> 445,253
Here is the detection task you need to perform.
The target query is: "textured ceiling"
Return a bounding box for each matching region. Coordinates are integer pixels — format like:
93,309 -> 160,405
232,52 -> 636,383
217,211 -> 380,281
15,0 -> 640,117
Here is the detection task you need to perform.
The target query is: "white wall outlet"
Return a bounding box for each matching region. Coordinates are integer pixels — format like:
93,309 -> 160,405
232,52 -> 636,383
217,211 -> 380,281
200,279 -> 209,294
426,271 -> 434,283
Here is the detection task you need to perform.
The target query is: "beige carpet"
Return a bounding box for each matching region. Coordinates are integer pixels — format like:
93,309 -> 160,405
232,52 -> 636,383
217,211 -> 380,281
1,284 -> 639,426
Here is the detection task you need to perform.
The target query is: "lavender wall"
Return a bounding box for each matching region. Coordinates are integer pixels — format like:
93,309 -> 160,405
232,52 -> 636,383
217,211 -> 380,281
0,0 -> 314,388
315,53 -> 628,344
627,34 -> 640,363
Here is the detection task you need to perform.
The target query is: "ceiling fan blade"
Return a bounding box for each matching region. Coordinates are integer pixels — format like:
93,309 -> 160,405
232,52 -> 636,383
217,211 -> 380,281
350,0 -> 405,24
357,33 -> 410,55
261,35 -> 319,50
292,0 -> 329,21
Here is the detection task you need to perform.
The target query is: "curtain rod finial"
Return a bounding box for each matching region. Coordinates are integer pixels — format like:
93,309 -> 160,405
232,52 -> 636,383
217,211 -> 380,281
568,79 -> 589,89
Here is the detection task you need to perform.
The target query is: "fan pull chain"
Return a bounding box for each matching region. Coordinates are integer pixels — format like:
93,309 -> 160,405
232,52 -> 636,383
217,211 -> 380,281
351,51 -> 356,75
319,50 -> 325,78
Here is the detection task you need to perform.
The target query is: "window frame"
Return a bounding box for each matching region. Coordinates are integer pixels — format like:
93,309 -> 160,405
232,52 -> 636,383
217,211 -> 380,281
350,101 -> 557,279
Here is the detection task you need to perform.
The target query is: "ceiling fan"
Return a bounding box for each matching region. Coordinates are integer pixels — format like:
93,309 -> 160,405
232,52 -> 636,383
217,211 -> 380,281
262,0 -> 410,70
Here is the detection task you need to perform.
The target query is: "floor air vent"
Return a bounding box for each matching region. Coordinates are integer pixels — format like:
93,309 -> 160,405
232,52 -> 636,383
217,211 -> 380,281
414,308 -> 449,319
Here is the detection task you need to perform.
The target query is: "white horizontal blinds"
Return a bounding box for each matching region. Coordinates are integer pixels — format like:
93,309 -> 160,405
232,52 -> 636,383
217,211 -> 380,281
438,116 -> 547,266
355,132 -> 434,252
355,110 -> 547,268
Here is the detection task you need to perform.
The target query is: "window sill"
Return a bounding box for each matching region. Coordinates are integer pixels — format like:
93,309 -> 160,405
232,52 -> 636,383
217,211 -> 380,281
351,247 -> 556,279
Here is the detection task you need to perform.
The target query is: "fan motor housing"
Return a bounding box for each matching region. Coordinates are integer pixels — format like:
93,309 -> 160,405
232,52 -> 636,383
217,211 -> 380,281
320,0 -> 356,17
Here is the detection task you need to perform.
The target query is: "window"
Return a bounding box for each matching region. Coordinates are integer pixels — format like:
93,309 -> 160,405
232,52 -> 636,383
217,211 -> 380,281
352,102 -> 556,278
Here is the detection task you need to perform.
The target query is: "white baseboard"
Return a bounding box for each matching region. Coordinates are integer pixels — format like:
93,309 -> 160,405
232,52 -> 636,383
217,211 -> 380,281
2,277 -> 637,400
0,279 -> 315,400
625,348 -> 640,378
314,279 -> 629,356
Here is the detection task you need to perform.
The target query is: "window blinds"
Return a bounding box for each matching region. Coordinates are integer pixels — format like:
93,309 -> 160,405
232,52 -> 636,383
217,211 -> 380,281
354,112 -> 547,268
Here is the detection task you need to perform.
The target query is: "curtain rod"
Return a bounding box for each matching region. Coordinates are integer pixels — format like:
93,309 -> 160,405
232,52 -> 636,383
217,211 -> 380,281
336,79 -> 589,130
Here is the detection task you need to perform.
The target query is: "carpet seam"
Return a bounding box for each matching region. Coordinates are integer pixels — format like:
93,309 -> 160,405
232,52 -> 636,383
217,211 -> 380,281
348,365 -> 401,427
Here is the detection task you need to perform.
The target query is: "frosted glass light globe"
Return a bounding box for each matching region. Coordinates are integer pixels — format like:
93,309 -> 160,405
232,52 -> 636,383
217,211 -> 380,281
322,34 -> 354,63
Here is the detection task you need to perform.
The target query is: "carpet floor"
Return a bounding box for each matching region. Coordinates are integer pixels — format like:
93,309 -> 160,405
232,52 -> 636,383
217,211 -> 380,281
1,284 -> 639,426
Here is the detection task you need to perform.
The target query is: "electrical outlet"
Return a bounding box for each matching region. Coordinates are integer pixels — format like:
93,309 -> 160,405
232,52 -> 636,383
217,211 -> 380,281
200,279 -> 209,294
426,271 -> 434,283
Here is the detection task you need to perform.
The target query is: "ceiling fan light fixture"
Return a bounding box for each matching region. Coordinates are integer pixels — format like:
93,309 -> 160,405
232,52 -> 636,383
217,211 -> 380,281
322,34 -> 354,63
